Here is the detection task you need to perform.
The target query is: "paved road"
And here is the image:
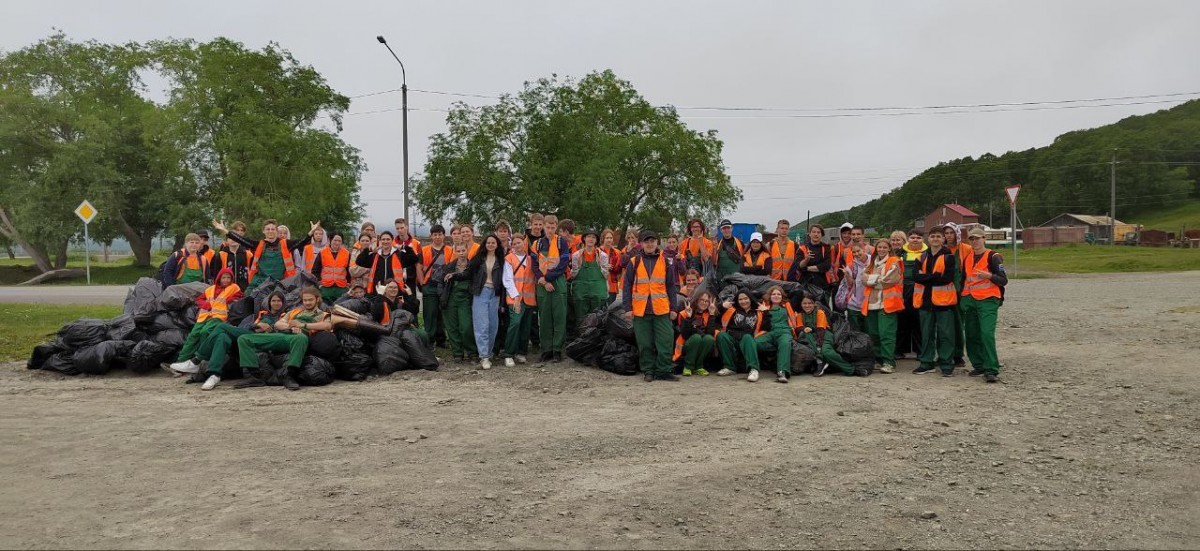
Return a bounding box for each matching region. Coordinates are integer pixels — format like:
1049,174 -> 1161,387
0,285 -> 128,305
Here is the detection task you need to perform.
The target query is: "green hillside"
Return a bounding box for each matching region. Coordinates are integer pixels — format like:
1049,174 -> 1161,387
1130,199 -> 1200,232
815,100 -> 1200,232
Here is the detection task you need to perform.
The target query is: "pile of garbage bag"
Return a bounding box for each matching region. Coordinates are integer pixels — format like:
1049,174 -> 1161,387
26,276 -> 437,385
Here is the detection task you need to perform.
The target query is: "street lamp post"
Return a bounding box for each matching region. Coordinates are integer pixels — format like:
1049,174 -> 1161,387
376,35 -> 409,223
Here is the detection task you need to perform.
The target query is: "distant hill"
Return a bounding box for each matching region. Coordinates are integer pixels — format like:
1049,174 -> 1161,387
814,100 -> 1200,231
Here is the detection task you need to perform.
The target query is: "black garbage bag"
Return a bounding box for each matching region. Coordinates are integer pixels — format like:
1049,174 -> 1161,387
226,296 -> 254,326
597,338 -> 639,375
579,310 -> 606,332
157,281 -> 208,311
28,340 -> 66,370
387,309 -> 415,333
399,330 -> 438,371
123,277 -> 163,322
333,297 -> 373,316
604,301 -> 634,341
74,340 -> 136,375
717,284 -> 740,305
179,305 -> 199,329
41,352 -> 80,375
790,340 -> 818,374
334,351 -> 374,381
565,327 -> 607,366
282,272 -> 320,306
723,272 -> 806,300
57,319 -> 110,350
246,352 -> 289,385
249,279 -> 283,310
834,330 -> 875,371
154,329 -> 187,348
307,331 -> 342,360
149,311 -> 187,333
793,283 -> 827,305
297,355 -> 335,386
105,314 -> 137,341
127,340 -> 177,374
336,330 -> 364,352
374,335 -> 410,375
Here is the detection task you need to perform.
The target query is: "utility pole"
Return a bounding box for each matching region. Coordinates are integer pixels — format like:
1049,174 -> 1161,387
1110,149 -> 1117,245
377,35 -> 410,222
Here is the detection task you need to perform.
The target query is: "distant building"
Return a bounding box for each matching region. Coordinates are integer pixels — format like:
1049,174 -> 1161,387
919,204 -> 979,230
1038,213 -> 1126,242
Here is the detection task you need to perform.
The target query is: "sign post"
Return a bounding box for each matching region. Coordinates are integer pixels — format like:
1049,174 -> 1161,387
1005,185 -> 1021,272
74,200 -> 98,285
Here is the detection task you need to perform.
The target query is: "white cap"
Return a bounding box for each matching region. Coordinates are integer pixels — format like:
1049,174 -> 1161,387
750,232 -> 763,243
839,222 -> 854,231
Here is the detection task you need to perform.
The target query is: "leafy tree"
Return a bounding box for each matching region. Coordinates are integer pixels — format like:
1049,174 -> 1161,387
415,70 -> 740,237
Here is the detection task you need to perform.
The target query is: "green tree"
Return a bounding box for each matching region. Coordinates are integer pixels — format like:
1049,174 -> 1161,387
415,70 -> 739,236
152,38 -> 364,238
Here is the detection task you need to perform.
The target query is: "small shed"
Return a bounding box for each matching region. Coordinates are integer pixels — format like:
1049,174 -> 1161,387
1039,213 -> 1126,242
921,204 -> 979,230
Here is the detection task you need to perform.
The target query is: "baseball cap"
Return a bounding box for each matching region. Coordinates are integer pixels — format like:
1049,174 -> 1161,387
719,219 -> 732,228
639,229 -> 659,242
839,223 -> 854,232
750,232 -> 763,243
968,227 -> 986,238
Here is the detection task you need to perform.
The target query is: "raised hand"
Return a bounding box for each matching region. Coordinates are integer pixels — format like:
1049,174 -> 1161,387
212,219 -> 227,234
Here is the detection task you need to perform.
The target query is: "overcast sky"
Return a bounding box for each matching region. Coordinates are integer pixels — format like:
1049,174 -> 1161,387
5,0 -> 1200,231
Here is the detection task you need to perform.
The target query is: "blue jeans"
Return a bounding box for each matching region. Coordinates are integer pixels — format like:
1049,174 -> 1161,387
472,287 -> 501,360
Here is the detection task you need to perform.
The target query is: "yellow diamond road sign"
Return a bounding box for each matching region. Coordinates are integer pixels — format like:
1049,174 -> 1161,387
75,200 -> 97,224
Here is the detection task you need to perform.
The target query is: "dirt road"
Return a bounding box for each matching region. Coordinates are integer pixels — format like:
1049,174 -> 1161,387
2,272 -> 1198,549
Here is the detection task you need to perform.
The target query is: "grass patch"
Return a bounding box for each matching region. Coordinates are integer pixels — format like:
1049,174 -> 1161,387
1014,244 -> 1200,273
1132,199 -> 1200,232
0,255 -> 162,286
0,304 -> 123,361
1167,305 -> 1200,314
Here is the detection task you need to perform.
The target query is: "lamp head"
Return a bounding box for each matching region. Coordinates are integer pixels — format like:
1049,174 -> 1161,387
376,36 -> 387,44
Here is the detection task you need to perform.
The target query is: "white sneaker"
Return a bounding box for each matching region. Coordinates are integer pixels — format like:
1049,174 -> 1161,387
515,355 -> 527,364
747,369 -> 760,383
201,375 -> 220,391
716,368 -> 735,376
504,357 -> 516,368
481,358 -> 492,370
879,364 -> 895,374
169,359 -> 200,374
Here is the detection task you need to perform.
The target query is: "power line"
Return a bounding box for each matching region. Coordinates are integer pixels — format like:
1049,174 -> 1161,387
676,98 -> 1195,119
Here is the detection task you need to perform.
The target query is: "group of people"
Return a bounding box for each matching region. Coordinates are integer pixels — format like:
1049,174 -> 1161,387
157,212 -> 1007,389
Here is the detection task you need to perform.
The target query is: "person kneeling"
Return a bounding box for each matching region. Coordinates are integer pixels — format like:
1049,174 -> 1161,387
796,294 -> 859,377
715,291 -> 766,382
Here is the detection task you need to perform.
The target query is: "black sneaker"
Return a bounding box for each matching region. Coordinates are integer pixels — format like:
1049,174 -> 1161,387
985,373 -> 998,383
539,352 -> 552,362
552,352 -> 564,363
968,368 -> 985,377
657,373 -> 681,382
855,367 -> 872,377
953,358 -> 966,368
643,373 -> 655,382
941,370 -> 954,378
283,376 -> 300,391
912,365 -> 936,375
813,362 -> 828,377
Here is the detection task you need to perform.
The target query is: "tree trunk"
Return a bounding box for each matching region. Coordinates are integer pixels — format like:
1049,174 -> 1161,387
4,245 -> 13,260
0,207 -> 54,272
54,240 -> 69,269
118,215 -> 154,267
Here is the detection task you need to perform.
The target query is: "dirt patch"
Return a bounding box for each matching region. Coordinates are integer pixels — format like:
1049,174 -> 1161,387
2,272 -> 1199,549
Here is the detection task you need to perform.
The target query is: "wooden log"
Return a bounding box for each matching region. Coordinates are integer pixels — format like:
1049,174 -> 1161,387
16,268 -> 86,286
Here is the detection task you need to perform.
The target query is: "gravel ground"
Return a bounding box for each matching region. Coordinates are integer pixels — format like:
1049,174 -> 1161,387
1,271 -> 1198,549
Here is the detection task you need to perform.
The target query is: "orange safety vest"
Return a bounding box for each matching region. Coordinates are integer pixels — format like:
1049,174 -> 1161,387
367,252 -> 407,294
961,249 -> 1002,300
379,302 -> 392,325
861,256 -> 904,315
218,249 -> 251,272
420,244 -> 454,285
602,245 -> 622,294
630,255 -> 670,316
913,253 -> 958,308
174,249 -> 209,281
506,253 -> 536,306
680,236 -> 714,262
798,242 -> 836,285
535,237 -> 563,275
196,283 -> 241,323
302,244 -> 318,272
318,247 -> 350,288
794,308 -> 830,330
769,240 -> 797,280
743,249 -> 769,270
719,308 -> 765,338
284,308 -> 326,336
672,310 -> 713,361
465,242 -> 480,260
248,240 -> 297,282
